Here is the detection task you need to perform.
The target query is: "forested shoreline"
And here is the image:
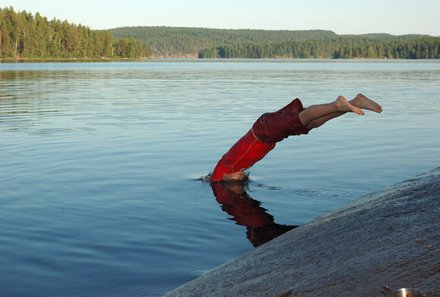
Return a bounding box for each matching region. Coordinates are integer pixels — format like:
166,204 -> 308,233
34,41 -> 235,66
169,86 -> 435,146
112,27 -> 440,59
198,37 -> 440,59
1,6 -> 440,61
0,7 -> 146,60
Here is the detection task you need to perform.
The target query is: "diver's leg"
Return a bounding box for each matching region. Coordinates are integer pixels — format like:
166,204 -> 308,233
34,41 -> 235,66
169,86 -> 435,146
303,94 -> 382,130
298,95 -> 363,127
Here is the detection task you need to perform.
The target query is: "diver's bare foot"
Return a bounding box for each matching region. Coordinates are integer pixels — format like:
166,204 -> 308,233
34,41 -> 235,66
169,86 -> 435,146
350,93 -> 382,113
336,95 -> 364,115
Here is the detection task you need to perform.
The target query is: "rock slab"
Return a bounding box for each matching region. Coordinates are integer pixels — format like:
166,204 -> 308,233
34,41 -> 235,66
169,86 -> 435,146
166,168 -> 440,297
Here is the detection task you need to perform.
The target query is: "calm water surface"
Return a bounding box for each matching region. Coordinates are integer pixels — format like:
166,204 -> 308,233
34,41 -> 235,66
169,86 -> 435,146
1,60 -> 439,296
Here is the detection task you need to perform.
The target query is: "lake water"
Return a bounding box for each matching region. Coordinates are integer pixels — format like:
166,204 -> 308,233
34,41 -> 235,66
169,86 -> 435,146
1,60 -> 439,296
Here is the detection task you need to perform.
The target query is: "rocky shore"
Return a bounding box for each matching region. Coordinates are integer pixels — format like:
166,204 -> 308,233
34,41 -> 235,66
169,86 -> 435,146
166,168 -> 440,297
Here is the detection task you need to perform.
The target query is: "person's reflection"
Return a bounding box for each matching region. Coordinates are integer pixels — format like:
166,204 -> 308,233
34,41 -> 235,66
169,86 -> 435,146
211,182 -> 298,247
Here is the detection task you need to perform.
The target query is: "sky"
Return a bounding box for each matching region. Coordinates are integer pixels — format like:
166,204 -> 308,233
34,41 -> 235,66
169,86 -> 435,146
2,0 -> 439,36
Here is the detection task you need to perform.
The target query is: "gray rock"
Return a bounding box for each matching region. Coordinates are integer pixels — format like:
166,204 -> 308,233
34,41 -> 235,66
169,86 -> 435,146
166,168 -> 440,297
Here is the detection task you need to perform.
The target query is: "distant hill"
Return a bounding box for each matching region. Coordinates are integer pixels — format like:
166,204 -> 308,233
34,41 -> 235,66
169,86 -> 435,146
110,27 -> 338,57
110,26 -> 440,59
343,33 -> 430,40
1,5 -> 439,61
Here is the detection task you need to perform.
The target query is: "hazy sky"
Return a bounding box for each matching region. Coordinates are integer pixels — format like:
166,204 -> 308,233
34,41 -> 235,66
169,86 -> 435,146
2,0 -> 439,36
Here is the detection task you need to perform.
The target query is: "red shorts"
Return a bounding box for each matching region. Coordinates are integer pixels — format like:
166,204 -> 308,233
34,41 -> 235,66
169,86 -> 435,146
211,98 -> 309,182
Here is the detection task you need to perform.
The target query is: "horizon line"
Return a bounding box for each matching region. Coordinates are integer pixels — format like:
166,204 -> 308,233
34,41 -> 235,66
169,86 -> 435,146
106,25 -> 438,37
2,6 -> 439,37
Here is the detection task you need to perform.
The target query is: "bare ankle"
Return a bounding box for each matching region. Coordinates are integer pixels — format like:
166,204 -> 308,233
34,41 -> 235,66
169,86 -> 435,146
335,96 -> 348,111
350,94 -> 383,113
336,95 -> 364,115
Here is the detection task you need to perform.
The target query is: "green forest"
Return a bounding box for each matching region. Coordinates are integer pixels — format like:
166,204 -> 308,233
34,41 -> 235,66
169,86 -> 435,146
198,36 -> 440,59
1,6 -> 440,60
112,27 -> 440,59
0,7 -> 146,60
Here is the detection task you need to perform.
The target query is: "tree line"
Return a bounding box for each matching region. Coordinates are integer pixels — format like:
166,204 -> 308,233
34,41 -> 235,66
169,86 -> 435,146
1,6 -> 439,60
0,7 -> 147,60
112,26 -> 440,59
198,37 -> 440,59
111,26 -> 339,58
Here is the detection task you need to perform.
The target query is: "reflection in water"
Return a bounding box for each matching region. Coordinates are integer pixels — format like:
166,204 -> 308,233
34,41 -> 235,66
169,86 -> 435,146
211,182 -> 298,247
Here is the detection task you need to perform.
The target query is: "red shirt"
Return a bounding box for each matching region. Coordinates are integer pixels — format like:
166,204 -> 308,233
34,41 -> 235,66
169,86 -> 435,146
211,98 -> 309,182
